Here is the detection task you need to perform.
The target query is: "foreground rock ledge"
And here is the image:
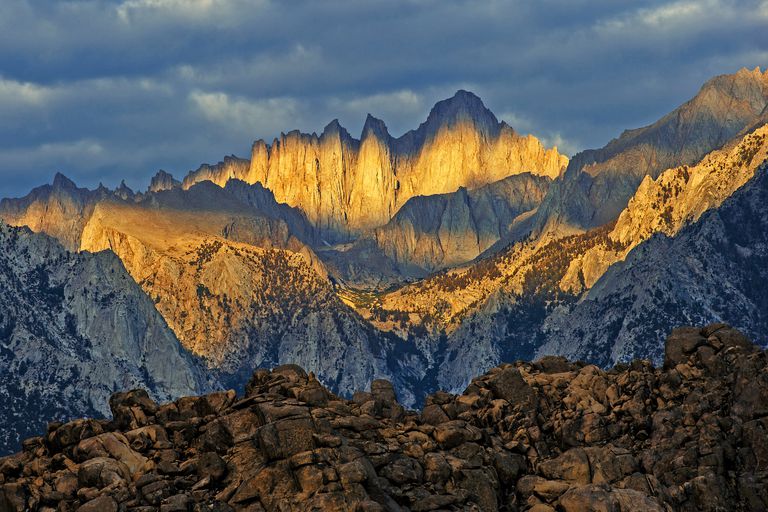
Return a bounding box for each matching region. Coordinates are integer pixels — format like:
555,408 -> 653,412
2,324 -> 767,511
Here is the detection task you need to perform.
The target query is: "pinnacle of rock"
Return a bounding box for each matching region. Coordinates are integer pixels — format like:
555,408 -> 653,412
420,89 -> 499,137
320,118 -> 354,141
361,113 -> 390,140
51,172 -> 77,190
147,169 -> 180,193
182,91 -> 567,242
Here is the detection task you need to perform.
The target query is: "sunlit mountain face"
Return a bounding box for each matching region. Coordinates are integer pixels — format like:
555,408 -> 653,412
2,68 -> 767,413
1,6 -> 768,504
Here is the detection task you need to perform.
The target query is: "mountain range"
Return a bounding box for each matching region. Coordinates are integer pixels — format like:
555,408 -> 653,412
1,67 -> 768,455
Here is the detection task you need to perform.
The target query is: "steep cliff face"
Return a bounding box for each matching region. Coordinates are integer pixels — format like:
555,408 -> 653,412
0,173 -> 108,251
560,124 -> 768,293
182,91 -> 568,241
530,67 -> 768,238
538,159 -> 768,367
370,173 -> 551,273
78,196 -> 427,406
0,223 -> 210,455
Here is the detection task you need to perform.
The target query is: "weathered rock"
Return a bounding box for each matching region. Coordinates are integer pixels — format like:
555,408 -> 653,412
421,404 -> 450,426
77,457 -> 131,488
380,456 -> 424,485
75,432 -> 148,476
2,325 -> 767,511
77,495 -> 118,512
664,327 -> 706,369
486,367 -> 533,404
197,452 -> 227,482
538,448 -> 590,484
370,379 -> 398,405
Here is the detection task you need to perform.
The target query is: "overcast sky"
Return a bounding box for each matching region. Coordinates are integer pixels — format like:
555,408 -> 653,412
0,0 -> 765,197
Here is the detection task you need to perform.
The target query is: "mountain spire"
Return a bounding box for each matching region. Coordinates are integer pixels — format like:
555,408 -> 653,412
52,172 -> 76,190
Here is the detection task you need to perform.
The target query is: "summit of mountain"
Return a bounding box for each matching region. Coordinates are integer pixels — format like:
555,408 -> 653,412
529,67 -> 768,238
0,173 -> 109,251
392,89 -> 501,152
181,90 -> 568,242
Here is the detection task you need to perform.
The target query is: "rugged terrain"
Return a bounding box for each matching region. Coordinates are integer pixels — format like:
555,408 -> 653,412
0,175 -> 431,407
367,119 -> 768,392
370,173 -> 551,275
2,68 -> 768,458
181,91 -> 567,242
539,156 -> 768,366
76,185 -> 428,406
0,223 -> 212,455
528,66 -> 768,239
2,324 -> 767,511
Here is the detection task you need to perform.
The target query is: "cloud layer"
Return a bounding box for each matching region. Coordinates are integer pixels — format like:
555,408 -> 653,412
0,0 -> 765,196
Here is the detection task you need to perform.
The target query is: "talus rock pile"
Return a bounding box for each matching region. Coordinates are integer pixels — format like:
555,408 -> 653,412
2,324 -> 767,511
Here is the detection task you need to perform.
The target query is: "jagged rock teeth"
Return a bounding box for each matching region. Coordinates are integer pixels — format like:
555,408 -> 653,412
1,323 -> 766,511
147,170 -> 181,193
181,91 -> 568,242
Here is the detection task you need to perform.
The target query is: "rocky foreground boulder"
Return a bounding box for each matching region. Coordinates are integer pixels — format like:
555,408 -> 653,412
1,324 -> 767,511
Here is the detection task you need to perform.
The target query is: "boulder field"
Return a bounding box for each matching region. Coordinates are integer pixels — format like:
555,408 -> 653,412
1,323 -> 767,511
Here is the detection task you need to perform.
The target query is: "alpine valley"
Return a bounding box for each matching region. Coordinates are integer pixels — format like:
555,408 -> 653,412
2,67 -> 768,462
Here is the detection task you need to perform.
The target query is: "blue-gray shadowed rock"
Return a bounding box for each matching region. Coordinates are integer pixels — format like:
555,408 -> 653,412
527,68 -> 768,240
0,222 -> 213,455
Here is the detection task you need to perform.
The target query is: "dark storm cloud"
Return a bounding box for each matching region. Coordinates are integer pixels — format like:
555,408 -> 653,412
0,0 -> 765,196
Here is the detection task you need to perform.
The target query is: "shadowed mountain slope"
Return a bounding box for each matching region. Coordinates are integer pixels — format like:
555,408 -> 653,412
0,223 -> 212,455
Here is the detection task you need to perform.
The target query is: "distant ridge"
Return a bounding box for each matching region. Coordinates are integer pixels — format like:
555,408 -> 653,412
181,90 -> 568,242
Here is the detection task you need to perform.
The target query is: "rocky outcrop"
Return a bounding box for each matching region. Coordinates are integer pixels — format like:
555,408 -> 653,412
2,324 -> 767,511
537,157 -> 768,367
180,156 -> 250,192
148,171 -> 181,193
182,91 -> 567,241
0,222 -> 212,456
